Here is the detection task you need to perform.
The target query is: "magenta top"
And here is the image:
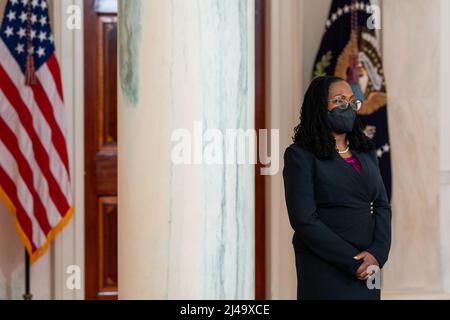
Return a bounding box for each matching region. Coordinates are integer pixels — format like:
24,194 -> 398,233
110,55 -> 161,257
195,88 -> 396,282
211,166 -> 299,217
343,156 -> 362,173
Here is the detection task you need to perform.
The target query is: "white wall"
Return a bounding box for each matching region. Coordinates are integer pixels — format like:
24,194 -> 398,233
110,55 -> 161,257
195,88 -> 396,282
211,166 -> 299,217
439,0 -> 450,294
265,0 -> 303,299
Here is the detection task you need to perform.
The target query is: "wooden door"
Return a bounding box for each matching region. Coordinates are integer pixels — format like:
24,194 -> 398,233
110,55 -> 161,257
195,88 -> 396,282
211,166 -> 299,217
84,0 -> 118,300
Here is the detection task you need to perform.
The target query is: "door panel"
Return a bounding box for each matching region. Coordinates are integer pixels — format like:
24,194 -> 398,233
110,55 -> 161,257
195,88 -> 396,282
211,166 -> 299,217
84,0 -> 118,300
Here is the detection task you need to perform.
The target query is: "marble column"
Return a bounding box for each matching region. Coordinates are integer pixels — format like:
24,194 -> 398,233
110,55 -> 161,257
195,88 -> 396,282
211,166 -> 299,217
439,0 -> 450,295
382,0 -> 442,294
118,0 -> 254,299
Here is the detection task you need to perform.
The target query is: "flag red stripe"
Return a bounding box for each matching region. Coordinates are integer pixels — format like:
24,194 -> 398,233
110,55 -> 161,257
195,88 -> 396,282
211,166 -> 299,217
0,166 -> 37,252
0,65 -> 70,217
31,79 -> 70,176
0,118 -> 52,236
46,54 -> 64,102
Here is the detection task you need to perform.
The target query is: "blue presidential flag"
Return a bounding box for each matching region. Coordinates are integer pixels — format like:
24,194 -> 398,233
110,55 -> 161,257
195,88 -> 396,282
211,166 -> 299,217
313,0 -> 392,201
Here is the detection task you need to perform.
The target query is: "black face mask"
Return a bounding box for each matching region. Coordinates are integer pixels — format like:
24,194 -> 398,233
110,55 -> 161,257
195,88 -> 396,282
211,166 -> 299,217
327,106 -> 356,134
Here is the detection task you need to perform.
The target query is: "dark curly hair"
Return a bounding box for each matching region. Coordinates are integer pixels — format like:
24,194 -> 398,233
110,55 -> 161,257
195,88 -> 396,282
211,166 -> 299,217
293,75 -> 375,159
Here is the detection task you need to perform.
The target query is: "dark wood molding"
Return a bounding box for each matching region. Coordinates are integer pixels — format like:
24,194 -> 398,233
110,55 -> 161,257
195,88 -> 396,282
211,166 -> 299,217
255,0 -> 266,300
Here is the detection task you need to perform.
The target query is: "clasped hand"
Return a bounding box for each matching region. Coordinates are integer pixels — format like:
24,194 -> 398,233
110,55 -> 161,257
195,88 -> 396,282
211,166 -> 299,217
354,251 -> 379,281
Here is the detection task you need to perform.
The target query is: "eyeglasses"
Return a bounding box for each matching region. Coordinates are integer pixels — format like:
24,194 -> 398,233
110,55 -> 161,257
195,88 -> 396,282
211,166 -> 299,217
328,95 -> 362,112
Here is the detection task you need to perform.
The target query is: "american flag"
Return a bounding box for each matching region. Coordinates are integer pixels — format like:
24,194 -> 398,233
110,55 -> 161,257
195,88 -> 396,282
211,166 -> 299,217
0,0 -> 73,263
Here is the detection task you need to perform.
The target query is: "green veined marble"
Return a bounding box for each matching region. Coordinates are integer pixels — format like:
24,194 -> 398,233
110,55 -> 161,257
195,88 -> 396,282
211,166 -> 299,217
119,0 -> 143,107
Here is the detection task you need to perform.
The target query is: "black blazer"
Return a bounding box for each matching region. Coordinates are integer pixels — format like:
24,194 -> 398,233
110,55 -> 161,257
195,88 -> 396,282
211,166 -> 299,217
283,143 -> 392,277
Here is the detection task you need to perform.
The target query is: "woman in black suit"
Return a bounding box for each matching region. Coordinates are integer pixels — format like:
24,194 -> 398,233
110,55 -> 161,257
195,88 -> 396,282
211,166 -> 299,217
283,75 -> 391,300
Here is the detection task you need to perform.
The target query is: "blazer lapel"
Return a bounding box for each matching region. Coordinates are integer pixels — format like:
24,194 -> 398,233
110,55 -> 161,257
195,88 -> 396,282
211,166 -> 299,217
349,148 -> 372,196
335,148 -> 370,196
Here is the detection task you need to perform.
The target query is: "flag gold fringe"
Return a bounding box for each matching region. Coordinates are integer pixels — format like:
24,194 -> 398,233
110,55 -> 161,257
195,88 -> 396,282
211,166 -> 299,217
0,184 -> 74,264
